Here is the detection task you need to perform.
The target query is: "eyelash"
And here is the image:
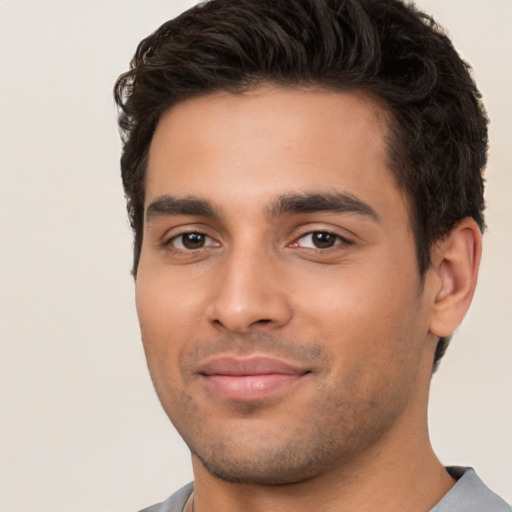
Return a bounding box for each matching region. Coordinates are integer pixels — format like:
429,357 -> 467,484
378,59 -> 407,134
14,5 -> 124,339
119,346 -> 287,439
166,232 -> 219,251
164,229 -> 352,253
291,230 -> 353,250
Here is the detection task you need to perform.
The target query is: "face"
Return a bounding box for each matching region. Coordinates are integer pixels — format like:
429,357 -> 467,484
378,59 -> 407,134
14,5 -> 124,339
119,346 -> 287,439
136,87 -> 437,485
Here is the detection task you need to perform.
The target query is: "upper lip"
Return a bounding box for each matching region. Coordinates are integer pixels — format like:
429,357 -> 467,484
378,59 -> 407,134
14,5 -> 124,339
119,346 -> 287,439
198,355 -> 309,376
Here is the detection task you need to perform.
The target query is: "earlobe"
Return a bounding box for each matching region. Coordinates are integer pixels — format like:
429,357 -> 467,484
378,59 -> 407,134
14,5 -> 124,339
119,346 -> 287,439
428,218 -> 482,338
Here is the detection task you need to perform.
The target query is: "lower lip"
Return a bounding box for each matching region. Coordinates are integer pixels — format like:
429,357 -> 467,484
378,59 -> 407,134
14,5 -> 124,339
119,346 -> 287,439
201,373 -> 304,401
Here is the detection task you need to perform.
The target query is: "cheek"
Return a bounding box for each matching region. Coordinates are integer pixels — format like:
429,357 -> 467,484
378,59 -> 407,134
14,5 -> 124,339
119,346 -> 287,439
135,268 -> 201,379
298,262 -> 418,328
135,274 -> 197,412
292,252 -> 425,369
136,260 -> 206,334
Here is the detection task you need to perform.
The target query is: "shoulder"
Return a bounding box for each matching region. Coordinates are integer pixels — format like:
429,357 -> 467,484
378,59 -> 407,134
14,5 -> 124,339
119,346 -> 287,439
431,467 -> 510,512
137,482 -> 194,512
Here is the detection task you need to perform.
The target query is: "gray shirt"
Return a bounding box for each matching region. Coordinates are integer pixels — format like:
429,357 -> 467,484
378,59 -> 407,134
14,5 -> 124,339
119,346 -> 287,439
139,467 -> 510,512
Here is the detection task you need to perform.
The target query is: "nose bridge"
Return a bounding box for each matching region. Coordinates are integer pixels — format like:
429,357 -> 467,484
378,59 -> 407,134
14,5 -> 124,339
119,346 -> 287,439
207,239 -> 291,332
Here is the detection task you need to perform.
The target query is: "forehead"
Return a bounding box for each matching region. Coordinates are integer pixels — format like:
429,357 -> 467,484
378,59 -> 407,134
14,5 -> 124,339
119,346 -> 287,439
146,87 -> 401,216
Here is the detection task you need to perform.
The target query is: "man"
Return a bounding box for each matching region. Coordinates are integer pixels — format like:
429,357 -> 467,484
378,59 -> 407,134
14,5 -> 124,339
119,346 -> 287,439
114,0 -> 510,510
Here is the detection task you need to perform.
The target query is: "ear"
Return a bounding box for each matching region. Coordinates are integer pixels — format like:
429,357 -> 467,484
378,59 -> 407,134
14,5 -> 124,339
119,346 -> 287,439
428,218 -> 482,338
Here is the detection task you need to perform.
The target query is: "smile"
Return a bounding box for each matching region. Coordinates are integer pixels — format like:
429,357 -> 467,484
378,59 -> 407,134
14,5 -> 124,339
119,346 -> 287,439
197,355 -> 310,401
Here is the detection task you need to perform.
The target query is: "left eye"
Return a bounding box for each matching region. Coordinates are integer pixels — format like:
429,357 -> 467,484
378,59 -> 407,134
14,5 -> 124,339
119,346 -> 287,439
168,232 -> 217,250
295,231 -> 346,249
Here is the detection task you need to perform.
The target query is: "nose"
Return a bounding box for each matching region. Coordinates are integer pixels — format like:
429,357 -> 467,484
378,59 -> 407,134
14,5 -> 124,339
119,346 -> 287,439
206,245 -> 293,333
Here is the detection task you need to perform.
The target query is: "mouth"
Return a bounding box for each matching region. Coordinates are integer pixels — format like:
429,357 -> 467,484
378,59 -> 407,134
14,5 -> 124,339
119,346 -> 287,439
197,355 -> 311,401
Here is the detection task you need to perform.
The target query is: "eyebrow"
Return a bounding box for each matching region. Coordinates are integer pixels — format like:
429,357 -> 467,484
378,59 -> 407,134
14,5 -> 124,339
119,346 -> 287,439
145,191 -> 379,223
146,195 -> 217,222
268,192 -> 379,221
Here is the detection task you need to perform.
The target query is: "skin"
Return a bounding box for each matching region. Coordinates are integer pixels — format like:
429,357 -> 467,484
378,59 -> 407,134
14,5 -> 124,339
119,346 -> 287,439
136,87 -> 481,512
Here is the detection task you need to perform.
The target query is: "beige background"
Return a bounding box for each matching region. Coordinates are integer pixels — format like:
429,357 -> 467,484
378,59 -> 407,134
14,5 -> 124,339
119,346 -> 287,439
0,1 -> 510,511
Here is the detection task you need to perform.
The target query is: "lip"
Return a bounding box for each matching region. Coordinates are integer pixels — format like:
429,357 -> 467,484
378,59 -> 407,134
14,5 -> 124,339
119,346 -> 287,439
197,355 -> 310,401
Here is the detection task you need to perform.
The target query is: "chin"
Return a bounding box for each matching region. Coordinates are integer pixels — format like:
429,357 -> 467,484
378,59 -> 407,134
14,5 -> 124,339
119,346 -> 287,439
185,421 -> 361,486
194,447 -> 333,486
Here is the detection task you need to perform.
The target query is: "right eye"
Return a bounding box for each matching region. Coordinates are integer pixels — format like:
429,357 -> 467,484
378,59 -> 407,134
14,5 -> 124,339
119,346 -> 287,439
168,232 -> 218,250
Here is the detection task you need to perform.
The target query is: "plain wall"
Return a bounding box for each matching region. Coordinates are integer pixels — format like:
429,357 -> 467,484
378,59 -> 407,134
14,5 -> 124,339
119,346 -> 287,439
0,1 -> 510,510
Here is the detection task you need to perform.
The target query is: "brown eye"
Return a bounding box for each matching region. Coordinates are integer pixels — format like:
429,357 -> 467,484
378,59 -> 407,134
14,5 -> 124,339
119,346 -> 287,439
182,233 -> 205,249
311,232 -> 337,248
296,231 -> 345,249
170,232 -> 211,250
